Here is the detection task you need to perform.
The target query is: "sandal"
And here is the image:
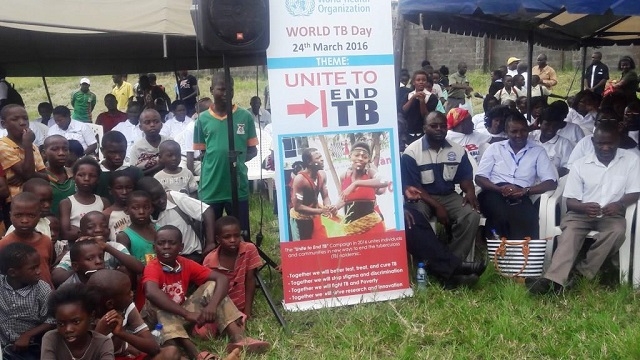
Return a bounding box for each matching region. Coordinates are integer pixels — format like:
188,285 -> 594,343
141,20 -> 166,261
197,351 -> 220,360
225,337 -> 270,354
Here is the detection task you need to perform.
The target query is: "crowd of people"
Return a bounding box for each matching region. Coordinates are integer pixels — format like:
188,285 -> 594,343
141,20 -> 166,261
0,49 -> 638,358
398,53 -> 640,292
0,70 -> 272,360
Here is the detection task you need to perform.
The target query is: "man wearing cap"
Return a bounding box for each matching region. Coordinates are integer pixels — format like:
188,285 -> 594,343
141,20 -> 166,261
401,111 -> 482,265
70,78 -> 97,123
532,53 -> 558,90
506,57 -> 520,77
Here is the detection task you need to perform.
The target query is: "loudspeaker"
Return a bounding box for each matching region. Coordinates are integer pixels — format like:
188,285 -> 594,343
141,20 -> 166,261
194,0 -> 269,53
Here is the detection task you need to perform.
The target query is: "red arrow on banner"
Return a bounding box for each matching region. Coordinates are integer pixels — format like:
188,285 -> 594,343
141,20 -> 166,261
287,100 -> 319,118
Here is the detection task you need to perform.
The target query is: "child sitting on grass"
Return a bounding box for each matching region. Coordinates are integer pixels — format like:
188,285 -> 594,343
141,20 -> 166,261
58,240 -> 106,287
5,178 -> 53,238
44,135 -> 75,216
52,211 -> 144,287
153,140 -> 198,195
0,243 -> 55,360
141,225 -> 269,359
88,269 -> 182,360
138,176 -> 217,263
0,192 -> 53,287
116,191 -> 157,265
41,283 -> 114,359
59,157 -> 110,241
204,216 -> 262,319
103,171 -> 133,242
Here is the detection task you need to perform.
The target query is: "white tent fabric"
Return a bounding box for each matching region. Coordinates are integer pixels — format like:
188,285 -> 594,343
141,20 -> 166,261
0,0 -> 265,76
0,0 -> 195,36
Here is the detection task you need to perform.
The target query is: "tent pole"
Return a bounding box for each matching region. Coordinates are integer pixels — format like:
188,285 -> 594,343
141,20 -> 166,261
41,76 -> 52,105
392,4 -> 406,84
526,31 -> 533,124
580,46 -> 587,91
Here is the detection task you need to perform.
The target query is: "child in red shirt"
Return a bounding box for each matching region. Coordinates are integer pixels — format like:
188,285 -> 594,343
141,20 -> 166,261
203,216 -> 262,317
140,225 -> 269,359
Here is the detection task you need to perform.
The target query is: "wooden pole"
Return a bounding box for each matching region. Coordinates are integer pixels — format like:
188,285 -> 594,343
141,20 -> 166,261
319,135 -> 341,195
392,3 -> 406,83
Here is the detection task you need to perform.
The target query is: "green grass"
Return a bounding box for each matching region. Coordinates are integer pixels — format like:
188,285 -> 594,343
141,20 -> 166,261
10,72 -> 268,120
10,72 -> 639,359
10,70 -> 614,121
189,193 -> 640,360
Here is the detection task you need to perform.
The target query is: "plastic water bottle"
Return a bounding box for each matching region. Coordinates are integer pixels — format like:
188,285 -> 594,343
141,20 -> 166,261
491,229 -> 501,240
416,262 -> 427,289
151,323 -> 163,344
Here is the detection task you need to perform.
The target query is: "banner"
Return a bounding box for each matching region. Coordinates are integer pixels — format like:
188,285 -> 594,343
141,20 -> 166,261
267,0 -> 412,311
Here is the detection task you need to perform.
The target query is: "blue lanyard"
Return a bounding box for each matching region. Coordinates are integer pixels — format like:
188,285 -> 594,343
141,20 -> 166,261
509,148 -> 528,177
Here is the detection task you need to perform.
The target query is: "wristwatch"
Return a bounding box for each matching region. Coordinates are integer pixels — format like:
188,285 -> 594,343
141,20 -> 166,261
525,187 -> 531,196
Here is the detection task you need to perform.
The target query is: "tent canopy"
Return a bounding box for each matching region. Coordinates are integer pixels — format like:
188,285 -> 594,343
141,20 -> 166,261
399,0 -> 640,50
0,0 -> 265,76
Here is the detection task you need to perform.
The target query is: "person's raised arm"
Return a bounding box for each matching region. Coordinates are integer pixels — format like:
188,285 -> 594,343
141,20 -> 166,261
11,128 -> 40,181
102,242 -> 145,274
96,310 -> 160,357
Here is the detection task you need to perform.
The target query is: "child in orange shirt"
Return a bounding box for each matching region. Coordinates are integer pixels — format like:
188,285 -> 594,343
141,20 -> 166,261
0,192 -> 53,287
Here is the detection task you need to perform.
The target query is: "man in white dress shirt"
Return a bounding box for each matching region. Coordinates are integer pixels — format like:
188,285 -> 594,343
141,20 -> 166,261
248,96 -> 271,130
527,122 -> 640,294
111,102 -> 143,164
530,105 -> 576,177
48,106 -> 97,155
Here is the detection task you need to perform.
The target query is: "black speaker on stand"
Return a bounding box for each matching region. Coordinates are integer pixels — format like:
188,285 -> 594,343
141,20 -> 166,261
193,0 -> 285,330
195,0 -> 269,53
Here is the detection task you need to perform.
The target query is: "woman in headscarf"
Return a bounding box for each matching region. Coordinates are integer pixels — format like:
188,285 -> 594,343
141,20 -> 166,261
334,142 -> 388,236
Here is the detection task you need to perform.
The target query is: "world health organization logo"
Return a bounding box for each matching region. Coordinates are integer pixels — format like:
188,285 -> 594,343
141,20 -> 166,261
286,0 -> 315,16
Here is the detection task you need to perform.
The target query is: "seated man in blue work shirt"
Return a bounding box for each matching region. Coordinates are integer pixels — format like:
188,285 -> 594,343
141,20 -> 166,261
401,111 -> 484,288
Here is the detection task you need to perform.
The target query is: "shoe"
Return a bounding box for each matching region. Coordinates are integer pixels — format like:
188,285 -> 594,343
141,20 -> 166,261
525,277 -> 563,295
456,261 -> 487,276
226,338 -> 270,354
443,274 -> 479,289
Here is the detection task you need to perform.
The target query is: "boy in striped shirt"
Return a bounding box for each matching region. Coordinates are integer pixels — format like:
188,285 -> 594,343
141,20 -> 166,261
203,216 -> 262,318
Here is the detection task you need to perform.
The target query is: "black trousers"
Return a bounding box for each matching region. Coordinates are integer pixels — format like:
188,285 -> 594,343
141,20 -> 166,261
404,205 -> 462,280
478,190 -> 539,239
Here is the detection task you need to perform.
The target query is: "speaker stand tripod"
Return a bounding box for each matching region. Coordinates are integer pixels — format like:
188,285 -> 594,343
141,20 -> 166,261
221,53 -> 287,330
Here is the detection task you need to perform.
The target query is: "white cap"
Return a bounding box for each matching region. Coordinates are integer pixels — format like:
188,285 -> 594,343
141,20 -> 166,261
80,77 -> 90,85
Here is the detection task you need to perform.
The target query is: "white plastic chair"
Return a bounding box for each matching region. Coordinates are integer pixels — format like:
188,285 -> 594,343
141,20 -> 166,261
87,123 -> 104,161
246,135 -> 275,202
543,176 -> 637,285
